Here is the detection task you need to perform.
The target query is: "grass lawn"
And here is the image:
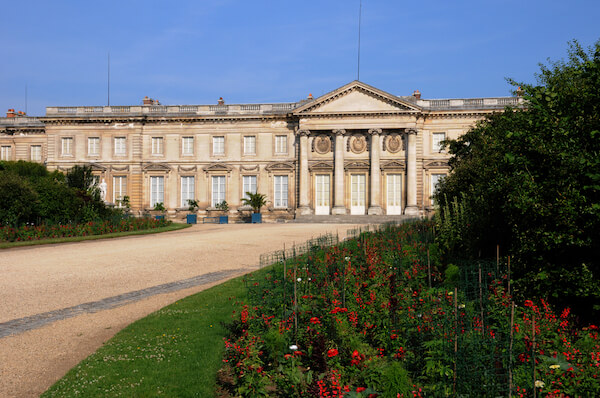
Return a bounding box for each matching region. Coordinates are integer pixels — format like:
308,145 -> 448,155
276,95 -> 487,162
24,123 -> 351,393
42,267 -> 257,397
0,223 -> 191,249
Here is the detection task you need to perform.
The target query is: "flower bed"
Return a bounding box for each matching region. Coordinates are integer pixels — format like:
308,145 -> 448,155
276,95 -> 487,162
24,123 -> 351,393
220,222 -> 599,397
0,217 -> 170,242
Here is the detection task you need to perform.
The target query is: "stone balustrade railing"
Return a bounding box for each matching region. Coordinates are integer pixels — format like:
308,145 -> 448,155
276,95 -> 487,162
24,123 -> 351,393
44,96 -> 522,116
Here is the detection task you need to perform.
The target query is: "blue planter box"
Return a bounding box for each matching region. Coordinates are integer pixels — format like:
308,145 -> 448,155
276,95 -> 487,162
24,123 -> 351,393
251,213 -> 262,223
155,215 -> 164,221
219,215 -> 228,224
186,214 -> 197,224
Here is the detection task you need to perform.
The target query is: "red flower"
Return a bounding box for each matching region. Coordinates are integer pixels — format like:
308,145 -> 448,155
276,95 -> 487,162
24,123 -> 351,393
327,348 -> 339,357
524,299 -> 534,307
310,317 -> 321,324
356,387 -> 366,392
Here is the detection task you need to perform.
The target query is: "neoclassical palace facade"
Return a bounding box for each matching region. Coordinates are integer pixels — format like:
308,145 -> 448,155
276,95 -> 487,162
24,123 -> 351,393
0,81 -> 522,221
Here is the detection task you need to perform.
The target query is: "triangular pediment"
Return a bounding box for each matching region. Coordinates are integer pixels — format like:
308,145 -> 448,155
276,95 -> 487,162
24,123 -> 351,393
86,162 -> 107,172
294,81 -> 421,115
142,162 -> 171,172
381,160 -> 406,170
265,161 -> 294,171
203,163 -> 233,172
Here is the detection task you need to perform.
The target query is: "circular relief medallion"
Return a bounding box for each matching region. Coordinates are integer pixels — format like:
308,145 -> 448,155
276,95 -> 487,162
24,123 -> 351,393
351,135 -> 367,154
314,135 -> 331,154
386,134 -> 402,153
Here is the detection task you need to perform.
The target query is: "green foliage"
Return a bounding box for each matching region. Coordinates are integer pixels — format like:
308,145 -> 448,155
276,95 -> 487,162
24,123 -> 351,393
0,171 -> 38,226
241,192 -> 268,213
152,202 -> 166,212
435,40 -> 600,321
215,200 -> 229,212
0,161 -> 113,226
186,199 -> 199,212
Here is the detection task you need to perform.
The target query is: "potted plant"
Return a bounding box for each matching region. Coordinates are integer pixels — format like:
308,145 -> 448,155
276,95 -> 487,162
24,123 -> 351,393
241,192 -> 267,223
119,195 -> 131,218
186,199 -> 199,224
215,200 -> 229,224
153,202 -> 166,220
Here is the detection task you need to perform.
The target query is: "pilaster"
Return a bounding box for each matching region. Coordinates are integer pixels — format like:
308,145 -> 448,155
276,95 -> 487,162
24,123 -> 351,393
297,130 -> 312,215
405,128 -> 419,216
332,129 -> 347,215
367,128 -> 383,215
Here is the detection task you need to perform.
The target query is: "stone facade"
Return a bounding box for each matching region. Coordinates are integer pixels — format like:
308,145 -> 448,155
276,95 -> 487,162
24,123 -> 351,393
0,81 -> 523,221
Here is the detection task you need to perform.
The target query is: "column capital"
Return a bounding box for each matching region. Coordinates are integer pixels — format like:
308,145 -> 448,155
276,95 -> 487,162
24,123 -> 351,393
333,129 -> 346,136
406,128 -> 418,135
298,129 -> 310,136
368,128 -> 382,136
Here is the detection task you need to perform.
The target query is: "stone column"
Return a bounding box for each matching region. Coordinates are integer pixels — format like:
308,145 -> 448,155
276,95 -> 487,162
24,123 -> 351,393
367,128 -> 383,215
297,130 -> 311,215
404,128 -> 419,216
332,129 -> 347,215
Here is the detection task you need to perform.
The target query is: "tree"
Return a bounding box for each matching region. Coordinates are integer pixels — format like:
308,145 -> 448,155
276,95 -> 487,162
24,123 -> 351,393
0,172 -> 38,226
241,192 -> 268,213
435,40 -> 600,323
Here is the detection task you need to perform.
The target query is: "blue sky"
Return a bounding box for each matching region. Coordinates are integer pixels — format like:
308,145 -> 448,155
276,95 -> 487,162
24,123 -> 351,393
1,0 -> 599,116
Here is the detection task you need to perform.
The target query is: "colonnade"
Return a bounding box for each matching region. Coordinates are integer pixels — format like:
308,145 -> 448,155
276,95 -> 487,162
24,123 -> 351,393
297,129 -> 419,216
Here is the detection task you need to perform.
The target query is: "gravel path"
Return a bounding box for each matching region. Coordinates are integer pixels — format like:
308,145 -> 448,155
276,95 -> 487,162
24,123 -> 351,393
0,223 -> 361,398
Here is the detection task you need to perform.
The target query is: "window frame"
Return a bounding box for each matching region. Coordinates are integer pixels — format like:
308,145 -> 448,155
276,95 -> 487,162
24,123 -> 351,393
87,137 -> 100,156
113,176 -> 127,207
243,135 -> 256,155
150,176 -> 165,208
0,145 -> 12,161
211,175 -> 226,207
275,135 -> 288,154
432,132 -> 446,153
242,175 -> 257,200
114,137 -> 127,156
180,176 -> 195,208
61,137 -> 73,156
273,175 -> 288,208
181,136 -> 194,156
30,145 -> 42,162
151,137 -> 164,155
212,136 -> 225,156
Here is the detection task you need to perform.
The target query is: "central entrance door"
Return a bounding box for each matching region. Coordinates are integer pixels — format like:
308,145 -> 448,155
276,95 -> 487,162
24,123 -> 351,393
387,174 -> 402,215
350,174 -> 366,215
315,174 -> 330,215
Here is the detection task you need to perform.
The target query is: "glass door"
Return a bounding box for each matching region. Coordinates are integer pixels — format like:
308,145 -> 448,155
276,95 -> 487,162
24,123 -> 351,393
387,174 -> 402,215
350,174 -> 366,215
315,174 -> 330,215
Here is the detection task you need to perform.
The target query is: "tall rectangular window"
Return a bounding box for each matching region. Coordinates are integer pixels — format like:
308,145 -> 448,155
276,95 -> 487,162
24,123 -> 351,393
432,132 -> 446,152
113,176 -> 127,207
151,137 -> 163,155
1,146 -> 12,160
213,136 -> 224,155
30,145 -> 42,162
242,175 -> 257,200
181,176 -> 195,207
430,174 -> 445,206
114,137 -> 126,155
274,175 -> 288,208
211,176 -> 226,207
243,136 -> 256,155
275,135 -> 287,154
88,137 -> 100,155
182,137 -> 194,155
150,176 -> 164,207
61,137 -> 73,156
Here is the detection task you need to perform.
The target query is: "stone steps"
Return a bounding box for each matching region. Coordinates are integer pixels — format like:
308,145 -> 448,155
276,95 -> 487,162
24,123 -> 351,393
290,215 -> 418,224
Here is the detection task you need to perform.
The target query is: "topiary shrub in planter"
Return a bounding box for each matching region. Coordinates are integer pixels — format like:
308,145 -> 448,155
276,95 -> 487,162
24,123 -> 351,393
186,199 -> 199,224
153,202 -> 166,220
241,192 -> 267,224
215,200 -> 229,224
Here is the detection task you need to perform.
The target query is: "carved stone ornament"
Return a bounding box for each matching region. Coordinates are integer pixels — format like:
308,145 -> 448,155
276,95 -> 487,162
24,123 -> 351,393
314,134 -> 331,154
350,135 -> 367,154
386,134 -> 403,153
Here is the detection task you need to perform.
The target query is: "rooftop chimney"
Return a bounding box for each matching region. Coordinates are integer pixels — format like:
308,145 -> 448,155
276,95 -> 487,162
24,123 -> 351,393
307,93 -> 314,100
218,97 -> 225,105
412,90 -> 421,100
6,108 -> 16,118
516,86 -> 524,97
